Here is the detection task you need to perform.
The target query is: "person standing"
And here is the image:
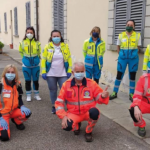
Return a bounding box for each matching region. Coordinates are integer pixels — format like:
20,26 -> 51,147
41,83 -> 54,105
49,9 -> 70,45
83,26 -> 106,84
109,20 -> 141,102
41,30 -> 72,114
19,27 -> 41,102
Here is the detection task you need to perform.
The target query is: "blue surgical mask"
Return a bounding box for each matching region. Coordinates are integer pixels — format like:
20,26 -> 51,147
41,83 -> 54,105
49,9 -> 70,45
74,72 -> 85,80
5,73 -> 16,81
92,32 -> 99,38
52,37 -> 61,44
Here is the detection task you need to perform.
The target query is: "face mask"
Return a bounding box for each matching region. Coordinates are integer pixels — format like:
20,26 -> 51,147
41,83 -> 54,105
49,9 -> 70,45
92,32 -> 99,38
52,37 -> 61,44
126,26 -> 133,33
74,72 -> 85,80
5,73 -> 16,81
26,33 -> 34,40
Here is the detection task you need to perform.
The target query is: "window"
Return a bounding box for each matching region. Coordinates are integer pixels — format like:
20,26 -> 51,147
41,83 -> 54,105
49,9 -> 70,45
14,7 -> 18,35
4,12 -> 7,32
114,0 -> 146,46
26,2 -> 31,28
53,0 -> 64,37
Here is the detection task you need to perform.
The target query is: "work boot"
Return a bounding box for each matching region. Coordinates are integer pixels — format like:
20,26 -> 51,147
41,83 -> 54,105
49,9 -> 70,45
51,106 -> 56,114
138,127 -> 146,137
109,92 -> 117,100
34,94 -> 41,101
26,95 -> 31,102
11,119 -> 25,130
74,122 -> 81,135
129,93 -> 133,102
85,132 -> 93,142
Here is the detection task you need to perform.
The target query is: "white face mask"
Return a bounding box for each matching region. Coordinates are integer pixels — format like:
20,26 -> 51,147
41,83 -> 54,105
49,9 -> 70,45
26,33 -> 34,40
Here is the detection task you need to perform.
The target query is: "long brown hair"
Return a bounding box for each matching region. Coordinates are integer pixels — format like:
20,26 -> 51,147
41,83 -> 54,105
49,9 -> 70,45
90,26 -> 101,40
1,64 -> 20,87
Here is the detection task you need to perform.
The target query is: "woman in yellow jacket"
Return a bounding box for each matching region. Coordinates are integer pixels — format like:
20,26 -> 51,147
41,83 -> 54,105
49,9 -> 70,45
19,27 -> 41,102
41,30 -> 72,114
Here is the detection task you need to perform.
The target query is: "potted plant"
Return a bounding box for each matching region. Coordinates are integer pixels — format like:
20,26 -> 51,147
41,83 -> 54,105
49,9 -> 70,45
0,41 -> 4,54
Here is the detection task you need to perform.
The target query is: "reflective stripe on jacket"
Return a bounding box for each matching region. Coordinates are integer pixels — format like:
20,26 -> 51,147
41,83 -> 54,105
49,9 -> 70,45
41,42 -> 72,74
83,38 -> 105,69
0,79 -> 20,114
131,74 -> 150,107
143,44 -> 150,71
119,31 -> 140,59
55,78 -> 109,119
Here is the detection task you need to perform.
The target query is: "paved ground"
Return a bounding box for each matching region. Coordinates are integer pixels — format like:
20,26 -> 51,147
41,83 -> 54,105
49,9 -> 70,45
0,47 -> 150,150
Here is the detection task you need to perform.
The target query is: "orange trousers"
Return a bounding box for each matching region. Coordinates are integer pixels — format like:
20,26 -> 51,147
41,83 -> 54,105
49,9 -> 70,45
65,107 -> 100,133
0,108 -> 27,139
131,101 -> 150,128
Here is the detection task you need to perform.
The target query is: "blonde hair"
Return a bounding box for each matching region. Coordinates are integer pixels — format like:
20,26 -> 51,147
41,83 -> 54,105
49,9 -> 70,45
72,62 -> 85,71
90,26 -> 101,40
1,64 -> 20,87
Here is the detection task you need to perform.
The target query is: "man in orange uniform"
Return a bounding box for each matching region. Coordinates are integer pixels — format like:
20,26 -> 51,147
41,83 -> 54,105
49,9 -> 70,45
129,73 -> 150,137
55,62 -> 109,142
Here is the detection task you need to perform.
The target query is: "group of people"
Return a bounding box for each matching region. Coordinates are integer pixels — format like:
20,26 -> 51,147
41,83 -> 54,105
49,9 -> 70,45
0,19 -> 150,142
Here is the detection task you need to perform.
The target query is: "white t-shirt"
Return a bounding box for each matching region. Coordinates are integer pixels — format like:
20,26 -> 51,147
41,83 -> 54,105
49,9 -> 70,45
117,33 -> 141,46
47,45 -> 67,77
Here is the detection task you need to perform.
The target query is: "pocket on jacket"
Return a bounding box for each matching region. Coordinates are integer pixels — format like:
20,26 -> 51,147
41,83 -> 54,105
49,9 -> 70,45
85,55 -> 94,68
22,56 -> 31,67
33,56 -> 40,66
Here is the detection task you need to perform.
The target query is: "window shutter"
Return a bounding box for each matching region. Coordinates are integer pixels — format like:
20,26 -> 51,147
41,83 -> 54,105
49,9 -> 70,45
114,0 -> 128,44
26,2 -> 31,28
14,7 -> 18,35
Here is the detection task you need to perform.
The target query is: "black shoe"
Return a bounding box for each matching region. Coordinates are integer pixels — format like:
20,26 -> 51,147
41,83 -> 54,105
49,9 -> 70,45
109,92 -> 117,100
138,127 -> 146,137
129,93 -> 133,102
51,106 -> 56,114
11,119 -> 25,130
74,123 -> 81,135
85,132 -> 93,142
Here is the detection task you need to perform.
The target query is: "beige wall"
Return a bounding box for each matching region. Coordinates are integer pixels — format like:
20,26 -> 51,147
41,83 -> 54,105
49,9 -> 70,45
67,0 -> 109,62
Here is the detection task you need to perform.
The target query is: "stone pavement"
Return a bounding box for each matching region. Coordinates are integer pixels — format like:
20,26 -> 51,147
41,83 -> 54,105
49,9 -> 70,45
2,46 -> 150,146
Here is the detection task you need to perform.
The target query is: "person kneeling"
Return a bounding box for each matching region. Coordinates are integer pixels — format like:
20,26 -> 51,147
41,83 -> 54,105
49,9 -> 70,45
129,73 -> 150,137
55,62 -> 109,142
0,64 -> 32,141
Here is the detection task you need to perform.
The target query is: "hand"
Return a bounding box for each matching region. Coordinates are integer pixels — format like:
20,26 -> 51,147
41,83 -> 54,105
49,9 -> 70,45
134,106 -> 142,122
102,86 -> 109,98
142,70 -> 147,75
21,106 -> 31,116
0,117 -> 8,130
42,74 -> 47,80
62,116 -> 71,129
67,73 -> 71,79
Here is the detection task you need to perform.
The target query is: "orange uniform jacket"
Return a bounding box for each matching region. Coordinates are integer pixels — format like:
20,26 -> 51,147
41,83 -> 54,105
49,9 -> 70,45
55,78 -> 109,119
131,74 -> 150,107
0,78 -> 24,116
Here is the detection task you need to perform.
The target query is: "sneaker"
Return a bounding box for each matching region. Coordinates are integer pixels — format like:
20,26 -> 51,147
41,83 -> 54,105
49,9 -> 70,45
51,106 -> 56,114
74,123 -> 81,135
26,95 -> 31,102
11,119 -> 25,130
85,132 -> 93,142
34,95 -> 41,101
129,93 -> 133,102
138,127 -> 146,137
109,92 -> 117,100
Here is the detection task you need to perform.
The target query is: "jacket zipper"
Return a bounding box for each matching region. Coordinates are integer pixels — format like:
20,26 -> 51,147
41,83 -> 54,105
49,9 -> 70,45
30,40 -> 31,57
78,85 -> 80,114
11,88 -> 14,111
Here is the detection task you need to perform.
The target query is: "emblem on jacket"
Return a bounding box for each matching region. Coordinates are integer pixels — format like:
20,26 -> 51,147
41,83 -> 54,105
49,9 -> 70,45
84,90 -> 90,98
48,49 -> 53,53
88,46 -> 91,49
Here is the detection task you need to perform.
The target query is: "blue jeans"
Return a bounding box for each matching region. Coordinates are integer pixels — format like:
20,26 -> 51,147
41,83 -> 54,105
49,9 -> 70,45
46,76 -> 68,105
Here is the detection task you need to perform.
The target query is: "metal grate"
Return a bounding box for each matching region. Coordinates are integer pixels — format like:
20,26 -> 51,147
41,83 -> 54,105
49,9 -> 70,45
26,2 -> 31,28
14,7 -> 18,35
4,13 -> 7,32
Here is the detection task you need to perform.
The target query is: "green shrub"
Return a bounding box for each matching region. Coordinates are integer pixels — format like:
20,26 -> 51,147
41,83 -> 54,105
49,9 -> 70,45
0,41 -> 4,49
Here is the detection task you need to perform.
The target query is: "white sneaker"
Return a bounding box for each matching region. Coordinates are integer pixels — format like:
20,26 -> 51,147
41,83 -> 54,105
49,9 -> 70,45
26,96 -> 31,102
34,95 -> 41,101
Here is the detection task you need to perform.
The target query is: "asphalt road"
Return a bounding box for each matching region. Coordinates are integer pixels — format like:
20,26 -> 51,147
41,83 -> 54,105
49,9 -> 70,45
0,54 -> 150,150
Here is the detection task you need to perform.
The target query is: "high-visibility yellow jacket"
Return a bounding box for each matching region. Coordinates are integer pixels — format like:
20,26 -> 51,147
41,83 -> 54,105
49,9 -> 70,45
19,38 -> 41,67
143,45 -> 150,71
118,31 -> 140,59
41,42 -> 72,74
83,38 -> 105,69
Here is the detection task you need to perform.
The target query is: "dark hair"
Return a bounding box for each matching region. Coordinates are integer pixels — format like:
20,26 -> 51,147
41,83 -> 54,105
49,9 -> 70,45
126,19 -> 136,31
48,30 -> 64,43
23,26 -> 37,41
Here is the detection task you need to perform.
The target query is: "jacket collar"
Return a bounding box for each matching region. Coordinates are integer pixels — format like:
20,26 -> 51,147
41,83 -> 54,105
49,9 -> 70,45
25,38 -> 35,42
4,77 -> 16,87
89,37 -> 100,43
49,41 -> 65,48
71,77 -> 87,87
